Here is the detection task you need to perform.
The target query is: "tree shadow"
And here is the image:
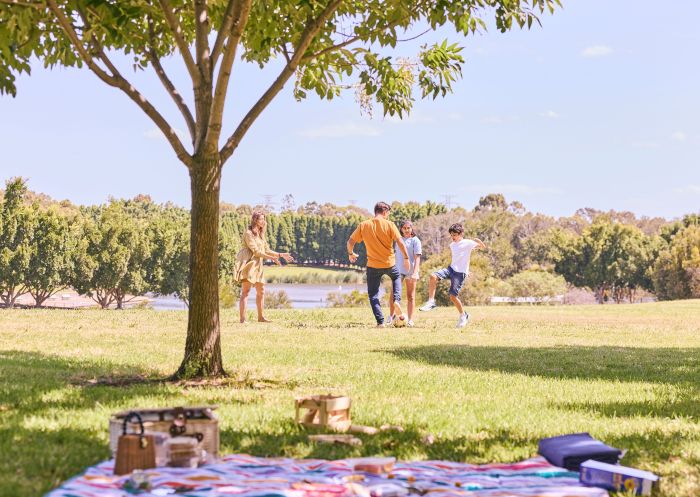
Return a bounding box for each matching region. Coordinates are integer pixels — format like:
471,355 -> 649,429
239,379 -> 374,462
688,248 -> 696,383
384,345 -> 700,387
0,351 -> 273,497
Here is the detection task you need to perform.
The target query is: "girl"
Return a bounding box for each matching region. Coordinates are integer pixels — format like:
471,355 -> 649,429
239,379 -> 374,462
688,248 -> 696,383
389,219 -> 422,327
234,211 -> 293,323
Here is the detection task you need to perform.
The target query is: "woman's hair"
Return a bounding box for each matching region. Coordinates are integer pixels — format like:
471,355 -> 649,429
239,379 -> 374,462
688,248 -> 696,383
399,219 -> 416,237
249,211 -> 266,237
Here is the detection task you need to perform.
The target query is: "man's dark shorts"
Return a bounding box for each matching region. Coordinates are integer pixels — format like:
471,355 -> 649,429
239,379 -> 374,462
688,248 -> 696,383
433,266 -> 467,296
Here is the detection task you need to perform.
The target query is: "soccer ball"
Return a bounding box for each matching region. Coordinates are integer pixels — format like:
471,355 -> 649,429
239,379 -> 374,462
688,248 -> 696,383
393,315 -> 407,328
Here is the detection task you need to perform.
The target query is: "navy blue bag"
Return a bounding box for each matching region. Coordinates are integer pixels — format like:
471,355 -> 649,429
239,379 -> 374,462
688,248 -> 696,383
538,433 -> 622,471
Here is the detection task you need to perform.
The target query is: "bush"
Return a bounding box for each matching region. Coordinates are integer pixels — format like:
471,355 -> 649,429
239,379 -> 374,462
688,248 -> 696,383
506,268 -> 567,300
326,288 -> 388,308
220,280 -> 241,309
417,250 -> 499,306
264,289 -> 292,309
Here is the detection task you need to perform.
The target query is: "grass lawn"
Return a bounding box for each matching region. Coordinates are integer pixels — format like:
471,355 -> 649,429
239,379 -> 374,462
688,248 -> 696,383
264,264 -> 364,284
1,301 -> 699,497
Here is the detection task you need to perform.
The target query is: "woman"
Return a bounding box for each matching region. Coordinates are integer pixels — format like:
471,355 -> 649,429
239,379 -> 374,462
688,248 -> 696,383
234,211 -> 294,323
389,219 -> 422,327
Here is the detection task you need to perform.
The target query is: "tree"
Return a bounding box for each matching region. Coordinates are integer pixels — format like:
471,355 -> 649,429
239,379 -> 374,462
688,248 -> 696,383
24,207 -> 73,306
2,0 -> 560,377
554,219 -> 653,303
652,226 -> 700,300
71,202 -> 151,309
145,205 -> 191,303
0,178 -> 34,307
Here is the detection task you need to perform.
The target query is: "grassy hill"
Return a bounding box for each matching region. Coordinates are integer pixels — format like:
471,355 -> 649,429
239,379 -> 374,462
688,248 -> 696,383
0,301 -> 698,496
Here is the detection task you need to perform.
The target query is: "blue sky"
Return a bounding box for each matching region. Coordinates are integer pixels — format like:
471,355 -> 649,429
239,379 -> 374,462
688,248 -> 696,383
1,0 -> 699,219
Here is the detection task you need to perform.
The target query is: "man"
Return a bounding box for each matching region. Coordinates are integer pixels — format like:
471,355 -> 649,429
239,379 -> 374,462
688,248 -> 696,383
347,202 -> 410,327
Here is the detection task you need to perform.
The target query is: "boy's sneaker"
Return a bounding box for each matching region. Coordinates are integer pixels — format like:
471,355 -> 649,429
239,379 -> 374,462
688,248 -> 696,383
393,315 -> 407,328
456,312 -> 470,328
407,320 -> 415,328
386,314 -> 395,325
419,301 -> 437,312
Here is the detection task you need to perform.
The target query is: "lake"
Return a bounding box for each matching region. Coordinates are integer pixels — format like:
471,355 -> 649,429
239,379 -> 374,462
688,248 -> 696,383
150,283 -> 369,310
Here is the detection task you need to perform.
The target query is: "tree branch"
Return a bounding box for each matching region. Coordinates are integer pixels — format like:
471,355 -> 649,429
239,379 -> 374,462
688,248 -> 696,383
148,18 -> 196,143
210,0 -> 237,67
203,0 -> 252,154
194,0 -> 211,80
303,17 -> 409,62
46,0 -> 193,167
281,43 -> 291,64
220,0 -> 343,163
156,0 -> 201,86
46,0 -> 118,86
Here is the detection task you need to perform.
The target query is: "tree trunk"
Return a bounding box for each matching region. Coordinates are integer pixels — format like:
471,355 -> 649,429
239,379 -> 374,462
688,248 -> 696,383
176,155 -> 224,379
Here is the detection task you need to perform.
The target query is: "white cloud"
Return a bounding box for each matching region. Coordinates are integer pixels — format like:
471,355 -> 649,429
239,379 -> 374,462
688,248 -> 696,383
671,131 -> 687,142
674,185 -> 700,195
384,110 -> 462,125
631,140 -> 660,149
461,184 -> 564,195
581,45 -> 613,58
298,122 -> 382,139
144,127 -> 188,141
539,110 -> 560,119
482,115 -> 519,125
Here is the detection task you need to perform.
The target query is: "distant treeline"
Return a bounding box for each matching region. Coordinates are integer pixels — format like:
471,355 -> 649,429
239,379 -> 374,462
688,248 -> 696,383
1,179 -> 699,308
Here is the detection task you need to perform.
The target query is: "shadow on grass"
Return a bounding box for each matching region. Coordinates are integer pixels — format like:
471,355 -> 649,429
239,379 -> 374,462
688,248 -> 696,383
0,350 -> 301,497
384,345 -> 700,387
220,421 -> 699,470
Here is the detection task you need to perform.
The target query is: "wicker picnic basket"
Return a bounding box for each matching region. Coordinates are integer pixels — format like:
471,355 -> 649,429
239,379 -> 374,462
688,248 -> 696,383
109,406 -> 219,459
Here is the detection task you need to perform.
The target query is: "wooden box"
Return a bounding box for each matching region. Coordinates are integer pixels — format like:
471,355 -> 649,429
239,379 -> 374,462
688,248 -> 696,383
295,395 -> 351,432
109,406 -> 219,459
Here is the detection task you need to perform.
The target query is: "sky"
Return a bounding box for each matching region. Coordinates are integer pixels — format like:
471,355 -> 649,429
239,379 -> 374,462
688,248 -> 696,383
1,0 -> 699,219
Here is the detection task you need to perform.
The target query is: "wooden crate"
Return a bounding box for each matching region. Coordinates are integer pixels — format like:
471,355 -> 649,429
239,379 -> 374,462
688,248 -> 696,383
295,395 -> 351,432
109,406 -> 219,459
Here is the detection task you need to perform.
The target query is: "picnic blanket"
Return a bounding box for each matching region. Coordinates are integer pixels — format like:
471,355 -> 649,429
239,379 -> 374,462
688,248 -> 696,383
46,454 -> 608,497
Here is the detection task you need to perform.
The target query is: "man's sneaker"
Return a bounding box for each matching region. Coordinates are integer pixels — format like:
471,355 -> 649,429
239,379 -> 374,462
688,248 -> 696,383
419,301 -> 437,312
456,312 -> 470,328
376,322 -> 386,328
407,320 -> 415,328
393,315 -> 407,328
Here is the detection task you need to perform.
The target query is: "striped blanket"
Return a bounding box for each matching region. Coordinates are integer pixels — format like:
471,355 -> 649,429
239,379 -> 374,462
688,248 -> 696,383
46,454 -> 608,497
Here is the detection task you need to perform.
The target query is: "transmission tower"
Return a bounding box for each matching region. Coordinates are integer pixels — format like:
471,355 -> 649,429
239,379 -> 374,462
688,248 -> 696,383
261,194 -> 276,212
441,193 -> 457,210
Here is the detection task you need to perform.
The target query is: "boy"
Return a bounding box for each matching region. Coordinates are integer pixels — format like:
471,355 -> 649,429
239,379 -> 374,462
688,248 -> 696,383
419,223 -> 486,328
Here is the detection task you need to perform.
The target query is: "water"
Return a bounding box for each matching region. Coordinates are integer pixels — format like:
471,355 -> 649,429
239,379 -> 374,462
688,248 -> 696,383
149,283 -> 368,310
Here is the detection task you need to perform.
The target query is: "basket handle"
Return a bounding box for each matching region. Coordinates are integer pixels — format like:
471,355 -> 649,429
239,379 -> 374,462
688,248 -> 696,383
169,407 -> 187,436
122,412 -> 145,436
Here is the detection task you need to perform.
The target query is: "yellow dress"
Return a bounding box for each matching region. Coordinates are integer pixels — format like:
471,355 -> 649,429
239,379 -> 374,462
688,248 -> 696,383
233,230 -> 273,284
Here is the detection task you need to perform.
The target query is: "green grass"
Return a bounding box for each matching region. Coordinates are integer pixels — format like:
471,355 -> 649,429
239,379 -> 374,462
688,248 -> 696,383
264,264 -> 365,284
1,301 -> 699,497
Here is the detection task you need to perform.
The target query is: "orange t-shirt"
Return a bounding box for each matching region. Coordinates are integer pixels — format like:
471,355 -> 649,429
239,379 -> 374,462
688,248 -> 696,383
350,217 -> 402,269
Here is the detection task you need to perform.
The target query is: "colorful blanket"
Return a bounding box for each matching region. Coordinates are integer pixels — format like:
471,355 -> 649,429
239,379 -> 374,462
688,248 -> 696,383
46,454 -> 608,497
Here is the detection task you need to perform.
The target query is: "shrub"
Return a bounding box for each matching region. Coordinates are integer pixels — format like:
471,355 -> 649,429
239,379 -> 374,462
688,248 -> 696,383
506,268 -> 567,300
417,250 -> 499,306
265,290 -> 292,309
